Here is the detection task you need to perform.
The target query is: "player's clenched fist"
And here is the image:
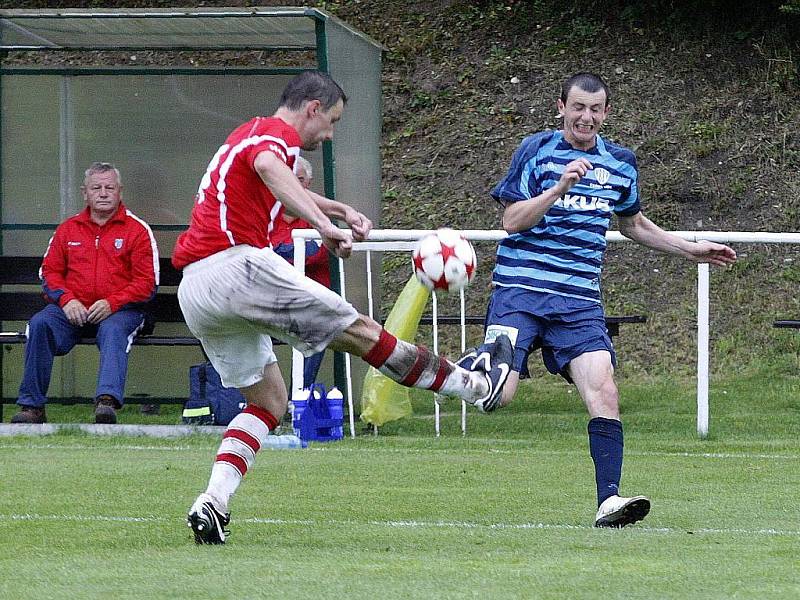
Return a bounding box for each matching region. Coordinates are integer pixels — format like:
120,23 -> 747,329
321,224 -> 353,258
345,209 -> 372,242
556,158 -> 593,195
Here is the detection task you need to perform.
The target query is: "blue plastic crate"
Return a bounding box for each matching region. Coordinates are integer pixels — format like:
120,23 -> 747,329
291,386 -> 343,442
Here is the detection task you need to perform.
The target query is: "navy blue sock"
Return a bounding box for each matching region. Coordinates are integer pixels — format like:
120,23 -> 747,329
588,417 -> 624,506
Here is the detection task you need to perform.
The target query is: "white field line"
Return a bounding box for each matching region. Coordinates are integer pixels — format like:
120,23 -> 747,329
0,442 -> 797,461
300,447 -> 800,461
1,512 -> 799,538
0,443 -> 195,451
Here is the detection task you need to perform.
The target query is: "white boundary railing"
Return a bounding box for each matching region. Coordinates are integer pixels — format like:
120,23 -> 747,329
293,229 -> 800,439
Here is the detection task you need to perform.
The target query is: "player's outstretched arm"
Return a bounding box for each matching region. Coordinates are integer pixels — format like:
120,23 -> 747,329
683,240 -> 737,266
617,213 -> 736,267
306,189 -> 373,241
254,151 -> 353,257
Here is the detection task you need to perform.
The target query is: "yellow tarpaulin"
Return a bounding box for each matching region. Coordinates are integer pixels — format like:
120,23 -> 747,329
360,276 -> 430,426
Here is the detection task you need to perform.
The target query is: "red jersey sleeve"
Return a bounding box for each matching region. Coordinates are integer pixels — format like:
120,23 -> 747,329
245,136 -> 290,170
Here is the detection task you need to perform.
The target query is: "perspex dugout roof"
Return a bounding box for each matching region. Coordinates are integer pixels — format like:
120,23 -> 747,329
0,6 -> 385,244
0,7 -> 378,52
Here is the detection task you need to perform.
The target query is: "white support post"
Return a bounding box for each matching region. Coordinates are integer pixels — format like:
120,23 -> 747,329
460,288 -> 467,436
432,292 -> 440,437
365,250 -> 374,320
291,237 -> 307,403
697,263 -> 710,438
338,256 -> 357,439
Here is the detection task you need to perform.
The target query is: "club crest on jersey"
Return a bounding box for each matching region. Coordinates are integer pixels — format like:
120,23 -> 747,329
593,167 -> 611,185
114,238 -> 124,249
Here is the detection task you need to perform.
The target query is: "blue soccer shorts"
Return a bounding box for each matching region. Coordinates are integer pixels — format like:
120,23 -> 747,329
483,286 -> 616,382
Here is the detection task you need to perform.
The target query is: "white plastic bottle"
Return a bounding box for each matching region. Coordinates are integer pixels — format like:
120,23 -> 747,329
326,386 -> 345,440
264,434 -> 307,449
291,388 -> 311,436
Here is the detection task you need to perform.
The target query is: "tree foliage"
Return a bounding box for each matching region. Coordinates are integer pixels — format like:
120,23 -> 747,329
605,0 -> 800,32
781,0 -> 800,14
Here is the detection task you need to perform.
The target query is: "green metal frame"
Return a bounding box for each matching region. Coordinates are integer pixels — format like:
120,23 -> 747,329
0,66 -> 310,75
0,7 -> 373,403
0,70 -> 3,253
312,12 -> 347,396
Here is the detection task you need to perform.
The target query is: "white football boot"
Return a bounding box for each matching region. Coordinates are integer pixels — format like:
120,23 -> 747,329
594,494 -> 651,528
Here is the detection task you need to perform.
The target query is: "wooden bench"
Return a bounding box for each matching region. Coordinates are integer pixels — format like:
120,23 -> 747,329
0,255 -> 199,419
416,314 -> 646,339
0,255 -> 190,341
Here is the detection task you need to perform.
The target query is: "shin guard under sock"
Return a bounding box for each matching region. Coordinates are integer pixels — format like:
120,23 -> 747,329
206,404 -> 278,508
588,416 -> 624,506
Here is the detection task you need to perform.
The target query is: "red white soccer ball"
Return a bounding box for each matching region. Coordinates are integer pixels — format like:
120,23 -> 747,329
412,228 -> 477,292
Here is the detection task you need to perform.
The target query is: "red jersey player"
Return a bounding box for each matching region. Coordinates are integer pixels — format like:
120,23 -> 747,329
177,71 -> 513,544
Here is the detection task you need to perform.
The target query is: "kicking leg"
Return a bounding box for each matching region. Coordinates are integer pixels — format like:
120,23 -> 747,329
500,370 -> 520,408
329,315 -> 512,413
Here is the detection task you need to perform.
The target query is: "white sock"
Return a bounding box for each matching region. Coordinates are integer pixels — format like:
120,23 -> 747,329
205,407 -> 274,510
438,367 -> 488,403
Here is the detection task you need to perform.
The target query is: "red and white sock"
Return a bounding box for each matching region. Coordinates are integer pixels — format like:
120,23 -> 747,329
363,328 -> 487,401
205,404 -> 278,510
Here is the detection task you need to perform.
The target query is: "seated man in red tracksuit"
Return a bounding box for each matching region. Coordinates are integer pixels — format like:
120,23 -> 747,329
11,162 -> 159,425
270,156 -> 331,388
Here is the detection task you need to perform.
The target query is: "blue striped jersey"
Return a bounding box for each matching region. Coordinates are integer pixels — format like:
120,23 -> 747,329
490,130 -> 641,303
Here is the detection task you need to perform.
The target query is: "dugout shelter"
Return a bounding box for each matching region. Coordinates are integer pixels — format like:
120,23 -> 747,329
0,7 -> 383,404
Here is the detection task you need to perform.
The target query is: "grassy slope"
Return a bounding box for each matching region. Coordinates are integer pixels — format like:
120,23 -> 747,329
325,0 -> 800,376
1,0 -> 799,376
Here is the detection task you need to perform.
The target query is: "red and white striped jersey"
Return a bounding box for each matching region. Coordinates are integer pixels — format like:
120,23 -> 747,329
172,117 -> 301,269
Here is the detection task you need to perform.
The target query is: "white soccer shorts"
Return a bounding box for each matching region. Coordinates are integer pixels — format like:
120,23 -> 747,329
178,245 -> 358,389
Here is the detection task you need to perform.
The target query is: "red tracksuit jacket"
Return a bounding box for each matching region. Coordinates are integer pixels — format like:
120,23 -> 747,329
41,203 -> 159,313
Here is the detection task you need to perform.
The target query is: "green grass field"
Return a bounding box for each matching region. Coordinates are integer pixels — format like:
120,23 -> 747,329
1,370 -> 798,600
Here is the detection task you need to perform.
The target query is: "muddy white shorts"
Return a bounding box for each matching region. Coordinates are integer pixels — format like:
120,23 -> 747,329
177,245 -> 359,388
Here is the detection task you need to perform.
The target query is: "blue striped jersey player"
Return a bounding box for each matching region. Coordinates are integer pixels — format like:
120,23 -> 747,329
492,129 -> 640,303
483,72 -> 737,528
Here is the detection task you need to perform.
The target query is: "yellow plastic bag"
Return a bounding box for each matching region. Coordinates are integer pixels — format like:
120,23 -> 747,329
360,275 -> 430,426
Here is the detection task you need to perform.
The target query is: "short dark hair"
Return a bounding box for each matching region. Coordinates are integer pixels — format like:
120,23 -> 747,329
560,73 -> 611,106
278,70 -> 347,111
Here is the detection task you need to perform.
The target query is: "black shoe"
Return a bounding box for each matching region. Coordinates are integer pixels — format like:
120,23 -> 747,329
10,405 -> 47,424
94,395 -> 119,424
471,335 -> 513,413
187,493 -> 231,545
